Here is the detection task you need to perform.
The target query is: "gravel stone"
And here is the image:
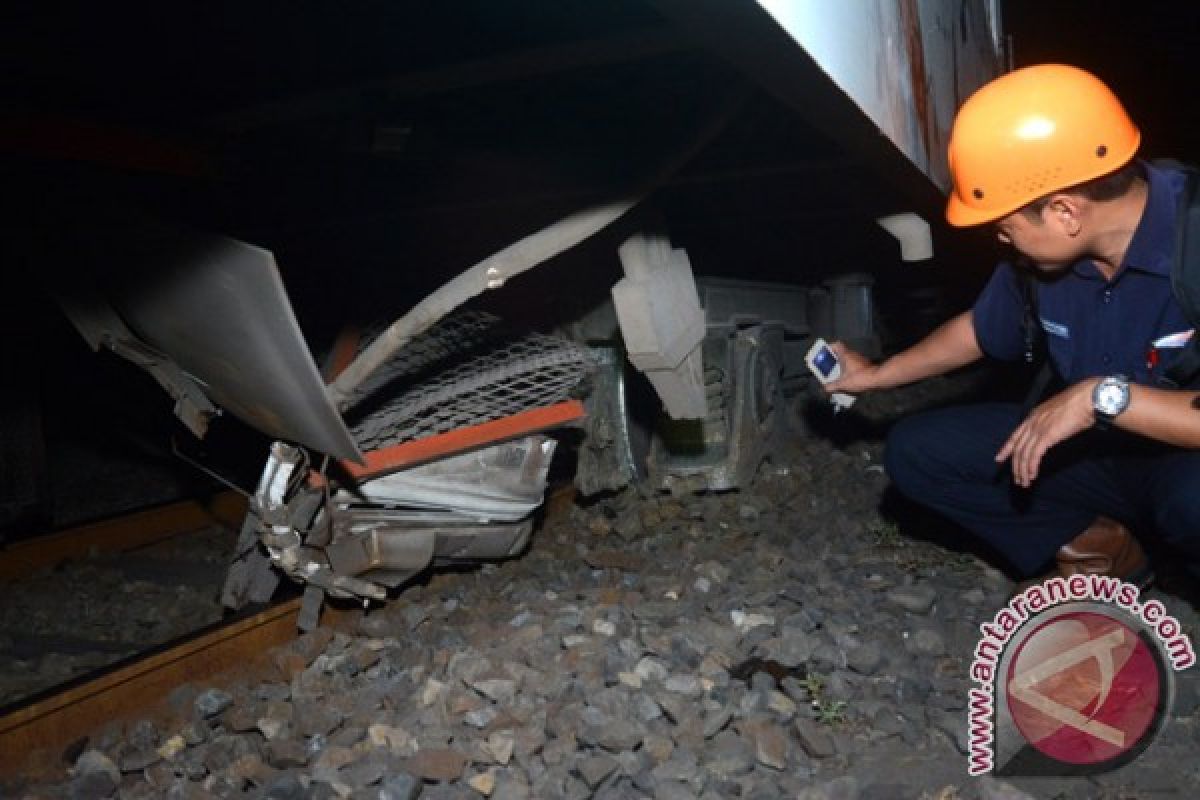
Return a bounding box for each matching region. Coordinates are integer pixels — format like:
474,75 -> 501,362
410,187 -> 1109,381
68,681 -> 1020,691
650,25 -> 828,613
847,642 -> 884,675
979,777 -> 1039,800
117,745 -> 161,772
664,674 -> 704,696
585,719 -> 645,752
746,721 -> 788,770
926,707 -> 970,754
635,657 -> 670,684
794,719 -> 836,759
379,772 -> 424,799
886,585 -> 938,615
654,782 -> 698,800
263,773 -> 307,799
909,627 -> 946,656
193,688 -> 233,719
962,588 -> 987,605
266,739 -> 310,769
483,731 -> 515,765
408,747 -> 468,781
18,390 -> 1199,800
471,678 -> 518,705
578,754 -> 619,789
340,756 -> 388,788
703,730 -> 754,778
703,707 -> 733,739
72,749 -> 120,796
469,770 -> 496,796
294,701 -> 344,737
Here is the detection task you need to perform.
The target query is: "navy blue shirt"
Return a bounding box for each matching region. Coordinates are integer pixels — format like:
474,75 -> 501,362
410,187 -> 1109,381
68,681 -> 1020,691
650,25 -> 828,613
972,161 -> 1194,387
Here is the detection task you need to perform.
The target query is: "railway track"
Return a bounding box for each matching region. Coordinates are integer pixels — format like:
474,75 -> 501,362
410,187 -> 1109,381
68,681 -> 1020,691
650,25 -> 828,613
0,485 -> 580,782
0,492 -> 328,779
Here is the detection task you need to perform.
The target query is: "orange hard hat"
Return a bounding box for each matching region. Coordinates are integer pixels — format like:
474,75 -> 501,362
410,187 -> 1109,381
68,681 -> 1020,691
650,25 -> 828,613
945,64 -> 1140,227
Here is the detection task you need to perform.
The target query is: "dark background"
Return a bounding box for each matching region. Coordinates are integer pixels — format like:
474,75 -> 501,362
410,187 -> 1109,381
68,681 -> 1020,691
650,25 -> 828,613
2,1 -> 1197,535
1006,0 -> 1200,164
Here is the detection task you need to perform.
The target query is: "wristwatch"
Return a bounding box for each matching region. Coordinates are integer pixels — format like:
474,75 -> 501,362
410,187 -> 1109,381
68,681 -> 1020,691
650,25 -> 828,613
1092,375 -> 1131,430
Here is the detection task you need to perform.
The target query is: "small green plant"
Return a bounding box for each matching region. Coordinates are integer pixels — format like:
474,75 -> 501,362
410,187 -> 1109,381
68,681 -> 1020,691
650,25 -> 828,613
799,671 -> 848,726
815,698 -> 848,726
868,520 -> 903,548
797,671 -> 825,698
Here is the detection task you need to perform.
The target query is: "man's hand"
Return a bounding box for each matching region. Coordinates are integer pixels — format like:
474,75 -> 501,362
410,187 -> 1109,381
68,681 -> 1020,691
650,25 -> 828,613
995,379 -> 1099,487
824,342 -> 880,394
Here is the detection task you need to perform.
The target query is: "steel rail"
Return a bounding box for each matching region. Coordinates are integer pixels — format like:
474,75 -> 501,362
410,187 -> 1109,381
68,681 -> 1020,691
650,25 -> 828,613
0,491 -> 246,582
0,485 -> 578,782
0,598 -> 320,780
0,491 -> 252,779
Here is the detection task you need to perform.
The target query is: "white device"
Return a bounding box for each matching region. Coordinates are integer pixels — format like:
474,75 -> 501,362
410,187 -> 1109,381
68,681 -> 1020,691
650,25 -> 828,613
805,338 -> 842,384
805,338 -> 856,412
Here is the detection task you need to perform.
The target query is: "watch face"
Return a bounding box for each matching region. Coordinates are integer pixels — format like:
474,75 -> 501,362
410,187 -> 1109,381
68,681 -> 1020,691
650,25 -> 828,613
1096,379 -> 1129,415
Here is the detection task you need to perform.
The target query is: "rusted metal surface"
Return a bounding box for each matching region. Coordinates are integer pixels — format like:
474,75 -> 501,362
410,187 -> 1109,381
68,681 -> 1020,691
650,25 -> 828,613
899,0 -> 934,178
0,492 -> 246,582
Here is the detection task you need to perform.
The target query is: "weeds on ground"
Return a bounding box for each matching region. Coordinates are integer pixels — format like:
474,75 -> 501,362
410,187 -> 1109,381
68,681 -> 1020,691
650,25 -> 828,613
867,520 -> 903,548
798,671 -> 848,726
814,698 -> 848,726
797,671 -> 825,697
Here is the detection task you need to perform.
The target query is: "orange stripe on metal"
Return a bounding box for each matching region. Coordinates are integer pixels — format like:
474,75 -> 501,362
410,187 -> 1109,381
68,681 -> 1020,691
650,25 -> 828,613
0,492 -> 247,582
333,399 -> 586,483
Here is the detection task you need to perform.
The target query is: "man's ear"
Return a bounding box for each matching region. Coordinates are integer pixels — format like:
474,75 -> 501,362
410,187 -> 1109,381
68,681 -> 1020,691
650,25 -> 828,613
1047,194 -> 1083,237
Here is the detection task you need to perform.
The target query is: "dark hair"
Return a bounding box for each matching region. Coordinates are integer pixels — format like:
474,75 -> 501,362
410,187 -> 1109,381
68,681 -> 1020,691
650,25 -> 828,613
1021,160 -> 1145,221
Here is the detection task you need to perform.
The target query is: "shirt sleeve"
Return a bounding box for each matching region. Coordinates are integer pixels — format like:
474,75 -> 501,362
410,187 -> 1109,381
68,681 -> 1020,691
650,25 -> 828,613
971,262 -> 1027,362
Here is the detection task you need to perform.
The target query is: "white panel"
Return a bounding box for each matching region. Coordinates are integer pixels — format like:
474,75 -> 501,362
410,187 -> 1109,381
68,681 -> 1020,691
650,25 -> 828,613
756,0 -> 1003,191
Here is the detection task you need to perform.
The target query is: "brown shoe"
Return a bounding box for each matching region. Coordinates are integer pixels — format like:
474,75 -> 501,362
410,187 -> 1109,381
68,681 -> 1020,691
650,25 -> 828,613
1013,516 -> 1153,595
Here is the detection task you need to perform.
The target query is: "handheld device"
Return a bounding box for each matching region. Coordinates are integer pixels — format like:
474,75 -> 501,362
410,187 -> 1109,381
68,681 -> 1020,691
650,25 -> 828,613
805,338 -> 842,384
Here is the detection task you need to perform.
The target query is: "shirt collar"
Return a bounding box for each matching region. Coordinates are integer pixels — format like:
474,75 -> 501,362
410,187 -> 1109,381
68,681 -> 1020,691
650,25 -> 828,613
1073,160 -> 1182,280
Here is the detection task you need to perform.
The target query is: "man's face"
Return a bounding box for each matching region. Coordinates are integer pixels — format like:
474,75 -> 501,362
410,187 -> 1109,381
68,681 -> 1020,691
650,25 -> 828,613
992,205 -> 1082,271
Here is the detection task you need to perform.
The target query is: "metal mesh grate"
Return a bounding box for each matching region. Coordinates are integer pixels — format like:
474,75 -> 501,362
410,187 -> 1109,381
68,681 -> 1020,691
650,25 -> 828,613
346,313 -> 592,451
341,313 -> 502,412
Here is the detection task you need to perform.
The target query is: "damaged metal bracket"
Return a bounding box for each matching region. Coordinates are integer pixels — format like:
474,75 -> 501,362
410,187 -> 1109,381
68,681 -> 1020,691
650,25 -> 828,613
226,435 -> 556,608
57,294 -> 218,438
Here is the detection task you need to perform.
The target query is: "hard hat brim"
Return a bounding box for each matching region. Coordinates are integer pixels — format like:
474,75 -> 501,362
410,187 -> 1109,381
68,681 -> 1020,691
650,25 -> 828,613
945,192 -> 1014,228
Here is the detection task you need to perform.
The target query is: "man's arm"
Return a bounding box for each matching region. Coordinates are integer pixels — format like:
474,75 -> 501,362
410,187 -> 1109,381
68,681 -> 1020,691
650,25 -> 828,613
1120,384 -> 1200,446
999,380 -> 1200,487
826,310 -> 984,393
